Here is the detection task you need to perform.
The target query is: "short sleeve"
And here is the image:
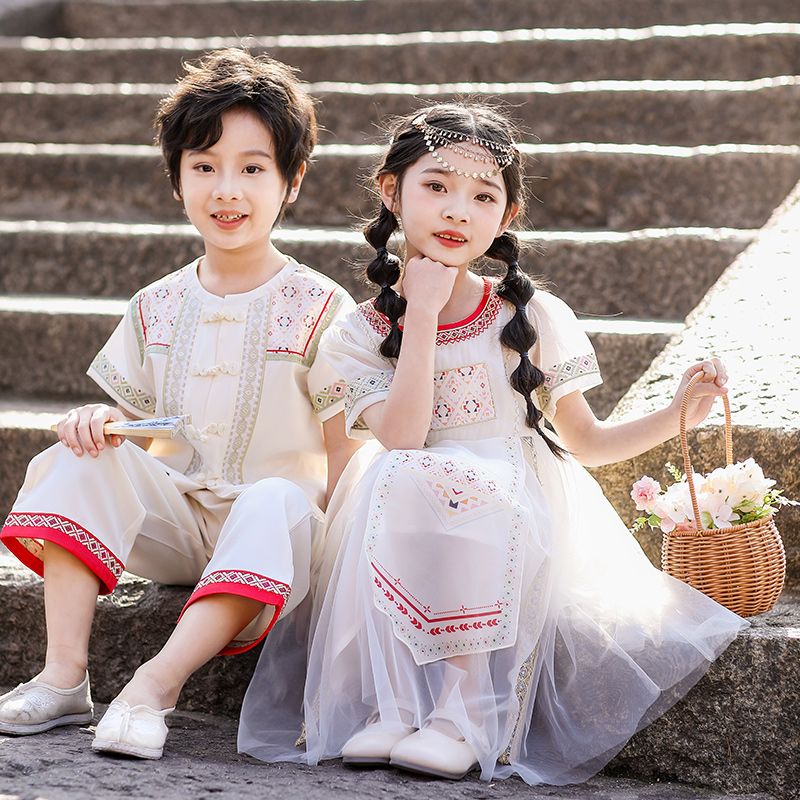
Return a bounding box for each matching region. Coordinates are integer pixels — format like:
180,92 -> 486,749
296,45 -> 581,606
528,290 -> 602,421
316,308 -> 395,439
306,289 -> 358,422
86,294 -> 157,418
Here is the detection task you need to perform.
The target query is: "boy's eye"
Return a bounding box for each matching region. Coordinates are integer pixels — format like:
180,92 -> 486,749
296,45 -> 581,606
243,165 -> 262,175
194,164 -> 214,173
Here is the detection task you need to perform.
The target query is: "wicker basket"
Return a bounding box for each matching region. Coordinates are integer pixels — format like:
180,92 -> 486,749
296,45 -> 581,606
661,372 -> 785,616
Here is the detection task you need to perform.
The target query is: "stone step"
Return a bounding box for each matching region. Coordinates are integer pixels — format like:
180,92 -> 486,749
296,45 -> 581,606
2,143 -> 798,230
0,550 -> 794,798
4,77 -> 800,147
0,221 -> 754,320
3,26 -> 800,84
0,304 -> 675,417
52,0 -> 800,38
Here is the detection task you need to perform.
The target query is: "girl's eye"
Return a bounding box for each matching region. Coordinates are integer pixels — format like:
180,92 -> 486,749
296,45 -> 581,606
476,193 -> 496,203
243,165 -> 262,175
427,182 -> 446,192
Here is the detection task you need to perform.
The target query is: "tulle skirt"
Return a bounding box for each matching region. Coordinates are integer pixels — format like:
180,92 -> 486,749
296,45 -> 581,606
239,435 -> 747,785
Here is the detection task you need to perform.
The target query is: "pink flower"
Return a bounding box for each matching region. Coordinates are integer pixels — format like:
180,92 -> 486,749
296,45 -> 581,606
631,476 -> 662,513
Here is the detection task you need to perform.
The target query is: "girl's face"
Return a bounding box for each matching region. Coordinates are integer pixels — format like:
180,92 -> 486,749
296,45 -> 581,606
178,108 -> 305,259
381,145 -> 518,268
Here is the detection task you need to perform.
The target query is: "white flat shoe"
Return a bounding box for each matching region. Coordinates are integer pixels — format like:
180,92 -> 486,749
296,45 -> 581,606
342,720 -> 416,766
390,727 -> 478,780
91,699 -> 175,760
0,672 -> 93,735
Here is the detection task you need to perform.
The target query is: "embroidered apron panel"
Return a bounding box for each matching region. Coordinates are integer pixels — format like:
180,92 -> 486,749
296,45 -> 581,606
366,439 -> 525,665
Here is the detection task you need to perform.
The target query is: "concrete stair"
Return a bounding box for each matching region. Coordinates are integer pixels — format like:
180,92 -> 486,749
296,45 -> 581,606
0,2 -> 798,798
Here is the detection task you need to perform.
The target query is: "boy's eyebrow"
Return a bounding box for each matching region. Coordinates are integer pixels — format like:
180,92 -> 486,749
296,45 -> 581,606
185,148 -> 274,159
420,166 -> 503,192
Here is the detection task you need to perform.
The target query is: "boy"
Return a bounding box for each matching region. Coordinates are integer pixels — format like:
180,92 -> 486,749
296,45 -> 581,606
0,48 -> 357,759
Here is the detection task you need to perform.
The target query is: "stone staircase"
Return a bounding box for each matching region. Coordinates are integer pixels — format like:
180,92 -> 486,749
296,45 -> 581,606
0,2 -> 798,797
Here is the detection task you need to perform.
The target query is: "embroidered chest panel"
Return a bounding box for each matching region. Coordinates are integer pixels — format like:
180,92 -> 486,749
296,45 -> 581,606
431,363 -> 496,431
357,290 -> 503,347
266,274 -> 343,366
135,268 -> 190,357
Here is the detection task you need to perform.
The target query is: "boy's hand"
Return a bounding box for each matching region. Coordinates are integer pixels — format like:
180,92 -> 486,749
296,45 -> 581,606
401,255 -> 457,318
671,358 -> 729,430
57,403 -> 127,457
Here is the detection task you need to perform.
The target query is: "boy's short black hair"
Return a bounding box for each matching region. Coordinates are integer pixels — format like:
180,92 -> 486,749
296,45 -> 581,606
155,48 -> 317,196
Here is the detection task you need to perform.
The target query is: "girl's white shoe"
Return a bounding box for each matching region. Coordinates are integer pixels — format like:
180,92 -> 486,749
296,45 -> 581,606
390,727 -> 478,780
342,720 -> 416,766
0,672 -> 94,735
91,699 -> 175,760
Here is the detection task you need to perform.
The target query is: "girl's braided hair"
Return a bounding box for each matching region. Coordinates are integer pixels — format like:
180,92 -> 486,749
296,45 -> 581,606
364,103 -> 565,457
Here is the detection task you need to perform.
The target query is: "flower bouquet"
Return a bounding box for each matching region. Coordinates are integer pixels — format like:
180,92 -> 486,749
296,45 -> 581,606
630,373 -> 788,616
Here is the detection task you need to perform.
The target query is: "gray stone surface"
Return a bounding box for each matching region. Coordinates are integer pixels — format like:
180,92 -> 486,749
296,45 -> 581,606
592,184 -> 800,586
55,0 -> 800,38
0,708 -> 776,800
2,29 -> 800,85
0,222 -> 752,320
1,145 -> 798,230
0,551 -> 796,798
4,79 -> 800,148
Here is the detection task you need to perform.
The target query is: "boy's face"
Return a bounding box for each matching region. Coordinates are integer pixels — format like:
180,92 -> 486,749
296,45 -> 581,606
178,108 -> 305,257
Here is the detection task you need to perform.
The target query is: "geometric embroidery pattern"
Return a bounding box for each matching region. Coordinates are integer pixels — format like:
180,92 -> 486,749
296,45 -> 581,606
135,267 -> 189,357
87,352 -> 156,415
3,512 -> 124,579
194,569 -> 291,607
535,353 -> 600,414
358,279 -> 502,347
265,274 -> 344,366
311,380 -> 346,414
431,363 -> 495,431
345,371 -> 393,419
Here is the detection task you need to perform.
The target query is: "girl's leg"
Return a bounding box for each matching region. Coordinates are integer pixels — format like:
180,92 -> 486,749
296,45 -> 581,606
114,593 -> 266,710
37,541 -> 101,688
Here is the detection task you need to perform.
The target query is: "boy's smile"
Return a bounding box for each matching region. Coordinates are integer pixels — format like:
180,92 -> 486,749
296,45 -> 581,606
178,108 -> 304,275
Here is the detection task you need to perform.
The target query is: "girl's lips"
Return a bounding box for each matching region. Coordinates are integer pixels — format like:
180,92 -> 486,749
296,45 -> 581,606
433,232 -> 467,248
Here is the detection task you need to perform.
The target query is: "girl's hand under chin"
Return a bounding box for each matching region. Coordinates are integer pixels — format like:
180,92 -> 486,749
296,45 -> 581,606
401,255 -> 458,317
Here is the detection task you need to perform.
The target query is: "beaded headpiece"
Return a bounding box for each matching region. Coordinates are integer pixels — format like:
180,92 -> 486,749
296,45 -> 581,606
412,112 -> 516,179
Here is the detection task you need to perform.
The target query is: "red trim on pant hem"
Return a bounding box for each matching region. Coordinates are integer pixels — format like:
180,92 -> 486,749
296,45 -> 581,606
179,579 -> 289,656
1,522 -> 121,595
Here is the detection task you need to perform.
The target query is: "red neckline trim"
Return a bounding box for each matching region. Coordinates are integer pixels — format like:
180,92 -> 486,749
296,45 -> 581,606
372,277 -> 493,332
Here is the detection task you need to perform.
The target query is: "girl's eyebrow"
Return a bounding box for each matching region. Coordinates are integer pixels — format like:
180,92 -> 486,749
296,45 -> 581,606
420,166 -> 503,193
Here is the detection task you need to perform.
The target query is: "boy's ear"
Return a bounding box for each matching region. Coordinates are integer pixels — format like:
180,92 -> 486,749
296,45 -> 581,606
285,162 -> 307,205
378,174 -> 399,213
497,202 -> 520,237
173,188 -> 182,202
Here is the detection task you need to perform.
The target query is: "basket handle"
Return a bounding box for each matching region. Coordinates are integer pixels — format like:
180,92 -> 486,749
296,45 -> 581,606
679,371 -> 733,533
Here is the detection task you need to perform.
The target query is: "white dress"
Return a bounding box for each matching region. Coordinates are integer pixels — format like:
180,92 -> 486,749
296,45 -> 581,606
238,280 -> 747,783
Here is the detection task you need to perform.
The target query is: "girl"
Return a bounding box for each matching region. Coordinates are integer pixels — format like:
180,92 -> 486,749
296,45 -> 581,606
238,103 -> 747,784
0,50 -> 359,759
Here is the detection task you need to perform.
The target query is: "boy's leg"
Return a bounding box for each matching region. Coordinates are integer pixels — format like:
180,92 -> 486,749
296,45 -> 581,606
112,476 -> 315,711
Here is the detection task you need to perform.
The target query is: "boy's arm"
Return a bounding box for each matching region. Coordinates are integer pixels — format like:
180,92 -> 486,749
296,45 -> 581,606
322,412 -> 362,510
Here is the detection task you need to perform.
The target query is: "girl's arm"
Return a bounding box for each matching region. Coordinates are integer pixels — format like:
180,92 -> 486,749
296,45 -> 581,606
322,413 -> 362,509
551,360 -> 729,468
361,256 -> 456,450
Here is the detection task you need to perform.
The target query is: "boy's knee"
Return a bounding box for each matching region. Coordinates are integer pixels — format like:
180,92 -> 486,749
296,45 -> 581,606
236,477 -> 306,508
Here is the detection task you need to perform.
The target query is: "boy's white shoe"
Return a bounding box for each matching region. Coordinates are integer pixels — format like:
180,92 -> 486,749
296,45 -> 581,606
0,672 -> 94,735
92,699 -> 175,760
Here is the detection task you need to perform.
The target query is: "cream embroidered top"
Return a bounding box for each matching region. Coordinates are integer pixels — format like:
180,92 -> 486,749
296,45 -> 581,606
87,257 -> 354,508
318,279 -> 602,443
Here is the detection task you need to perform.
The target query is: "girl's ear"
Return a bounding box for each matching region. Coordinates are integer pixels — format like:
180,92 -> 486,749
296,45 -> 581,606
285,161 -> 308,205
497,202 -> 520,237
378,173 -> 400,213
